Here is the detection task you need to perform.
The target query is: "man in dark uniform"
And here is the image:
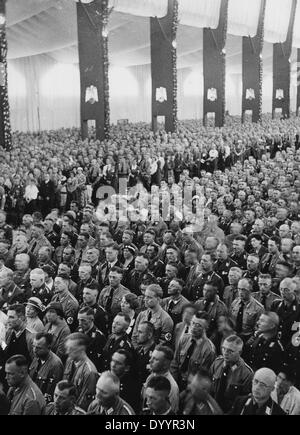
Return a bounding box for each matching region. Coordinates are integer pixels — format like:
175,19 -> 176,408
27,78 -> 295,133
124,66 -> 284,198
43,217 -> 60,250
103,313 -> 133,369
110,349 -> 140,413
243,254 -> 260,292
124,254 -> 156,296
189,253 -> 224,301
230,236 -> 248,270
77,307 -> 106,372
135,321 -> 156,385
228,368 -> 286,415
244,312 -> 285,374
29,268 -> 52,307
214,244 -> 238,287
80,285 -> 108,336
76,263 -> 98,306
271,278 -> 300,346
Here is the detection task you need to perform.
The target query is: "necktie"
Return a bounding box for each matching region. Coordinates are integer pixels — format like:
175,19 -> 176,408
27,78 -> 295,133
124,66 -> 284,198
168,300 -> 175,314
236,302 -> 245,333
181,339 -> 196,373
184,325 -> 189,334
261,294 -> 267,309
204,300 -> 211,312
68,361 -> 77,382
77,249 -> 83,265
147,311 -> 152,322
32,359 -> 43,383
216,365 -> 230,410
105,287 -> 115,314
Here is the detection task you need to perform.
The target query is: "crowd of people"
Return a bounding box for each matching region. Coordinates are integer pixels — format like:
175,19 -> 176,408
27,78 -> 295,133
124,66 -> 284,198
0,114 -> 300,415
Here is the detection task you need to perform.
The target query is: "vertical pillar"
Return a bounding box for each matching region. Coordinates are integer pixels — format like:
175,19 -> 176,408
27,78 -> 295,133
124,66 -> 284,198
150,0 -> 178,133
272,0 -> 297,119
203,0 -> 229,127
77,0 -> 110,141
0,0 -> 11,150
242,0 -> 266,123
297,49 -> 300,115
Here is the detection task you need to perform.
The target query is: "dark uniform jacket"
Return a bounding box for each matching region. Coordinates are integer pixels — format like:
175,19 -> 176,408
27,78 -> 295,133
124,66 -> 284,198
5,328 -> 34,364
136,341 -> 156,384
189,270 -> 224,301
230,252 -> 247,271
124,269 -> 156,296
103,333 -> 133,369
30,284 -> 52,307
210,356 -> 253,413
77,325 -> 106,372
214,258 -> 238,287
271,298 -> 300,346
0,282 -> 26,312
244,333 -> 285,373
98,284 -> 130,323
80,302 -> 108,336
228,395 -> 286,415
29,351 -> 64,402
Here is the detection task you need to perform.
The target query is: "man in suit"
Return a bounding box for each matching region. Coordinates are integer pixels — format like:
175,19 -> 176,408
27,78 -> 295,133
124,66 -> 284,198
229,368 -> 286,415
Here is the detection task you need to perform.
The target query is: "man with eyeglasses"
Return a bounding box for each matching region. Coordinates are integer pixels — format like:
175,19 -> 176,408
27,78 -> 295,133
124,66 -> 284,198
243,312 -> 284,374
209,335 -> 253,413
230,278 -> 264,342
229,368 -> 286,415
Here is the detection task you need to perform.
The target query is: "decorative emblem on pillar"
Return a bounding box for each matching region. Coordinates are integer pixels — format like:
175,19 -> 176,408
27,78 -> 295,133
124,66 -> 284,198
156,87 -> 167,103
276,89 -> 284,100
85,85 -> 99,104
246,88 -> 255,100
207,88 -> 217,101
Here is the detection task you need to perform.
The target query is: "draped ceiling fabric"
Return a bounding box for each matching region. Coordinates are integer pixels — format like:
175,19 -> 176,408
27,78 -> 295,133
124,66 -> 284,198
4,0 -> 300,131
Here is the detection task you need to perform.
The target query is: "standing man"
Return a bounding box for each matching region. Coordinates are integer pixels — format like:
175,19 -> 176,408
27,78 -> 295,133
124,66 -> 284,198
230,278 -> 264,342
51,275 -> 79,331
63,332 -> 99,411
252,274 -> 280,311
132,284 -> 173,348
29,332 -> 64,403
210,335 -> 253,413
6,355 -> 45,415
44,381 -> 86,415
143,376 -> 175,415
171,312 -> 216,391
161,278 -> 189,325
87,371 -> 135,415
229,368 -> 286,415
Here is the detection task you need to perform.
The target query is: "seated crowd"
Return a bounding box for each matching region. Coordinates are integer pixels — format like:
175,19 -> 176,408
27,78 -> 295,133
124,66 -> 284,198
0,115 -> 300,415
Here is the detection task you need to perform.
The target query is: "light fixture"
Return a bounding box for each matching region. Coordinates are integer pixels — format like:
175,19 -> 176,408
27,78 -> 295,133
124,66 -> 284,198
172,40 -> 177,49
0,14 -> 6,26
102,27 -> 108,38
74,0 -> 94,3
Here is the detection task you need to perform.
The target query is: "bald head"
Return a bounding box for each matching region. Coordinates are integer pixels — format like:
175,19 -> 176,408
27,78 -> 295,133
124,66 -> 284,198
255,368 -> 276,388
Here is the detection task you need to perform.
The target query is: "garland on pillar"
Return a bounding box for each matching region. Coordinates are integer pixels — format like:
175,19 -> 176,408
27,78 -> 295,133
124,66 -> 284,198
258,0 -> 266,123
171,0 -> 179,132
102,0 -> 110,139
0,17 -> 12,150
221,0 -> 229,127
